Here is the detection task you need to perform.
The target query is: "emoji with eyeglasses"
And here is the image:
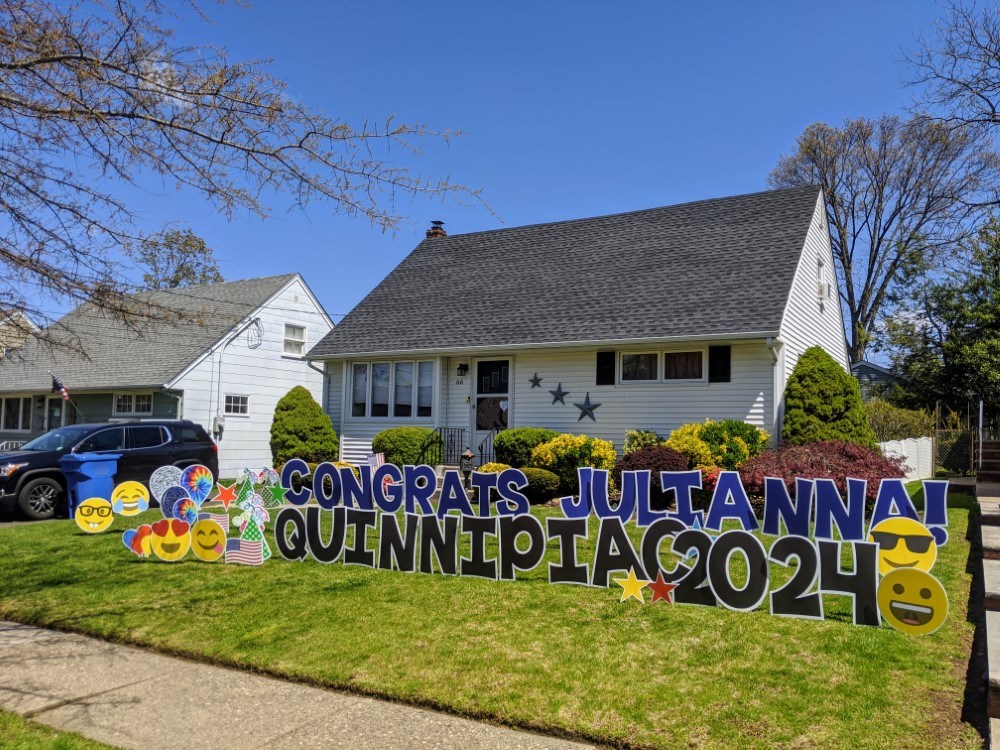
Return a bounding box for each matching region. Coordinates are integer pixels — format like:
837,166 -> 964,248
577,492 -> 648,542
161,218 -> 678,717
868,517 -> 937,576
75,497 -> 115,534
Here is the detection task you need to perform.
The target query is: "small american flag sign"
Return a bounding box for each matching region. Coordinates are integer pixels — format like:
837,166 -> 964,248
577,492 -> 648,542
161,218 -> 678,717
225,538 -> 263,566
367,453 -> 385,469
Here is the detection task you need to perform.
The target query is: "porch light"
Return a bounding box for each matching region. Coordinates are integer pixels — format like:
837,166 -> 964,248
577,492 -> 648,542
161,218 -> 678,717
457,363 -> 469,376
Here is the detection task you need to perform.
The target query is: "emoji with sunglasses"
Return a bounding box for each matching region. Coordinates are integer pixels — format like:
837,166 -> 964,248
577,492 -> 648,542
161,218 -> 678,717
75,497 -> 115,534
868,517 -> 937,576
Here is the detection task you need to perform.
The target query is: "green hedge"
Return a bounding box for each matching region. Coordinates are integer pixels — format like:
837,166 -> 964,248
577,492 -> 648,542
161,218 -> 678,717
372,426 -> 440,466
520,467 -> 561,504
494,427 -> 560,468
864,399 -> 934,442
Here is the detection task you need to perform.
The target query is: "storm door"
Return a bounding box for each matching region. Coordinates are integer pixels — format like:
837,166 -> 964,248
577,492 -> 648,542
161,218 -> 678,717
473,359 -> 509,464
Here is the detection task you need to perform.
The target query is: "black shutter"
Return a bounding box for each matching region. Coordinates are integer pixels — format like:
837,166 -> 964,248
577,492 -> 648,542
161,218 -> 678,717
596,351 -> 616,385
708,346 -> 731,383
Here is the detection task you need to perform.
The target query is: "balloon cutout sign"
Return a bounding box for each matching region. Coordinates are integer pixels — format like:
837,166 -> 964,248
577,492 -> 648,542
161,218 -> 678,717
85,459 -> 952,636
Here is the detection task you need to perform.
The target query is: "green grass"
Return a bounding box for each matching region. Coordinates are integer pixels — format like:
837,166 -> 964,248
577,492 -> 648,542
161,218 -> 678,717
0,709 -> 119,750
0,488 -> 981,749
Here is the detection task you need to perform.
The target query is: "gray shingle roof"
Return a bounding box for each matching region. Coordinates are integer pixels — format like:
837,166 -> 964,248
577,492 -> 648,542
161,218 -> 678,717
308,185 -> 822,358
0,274 -> 295,393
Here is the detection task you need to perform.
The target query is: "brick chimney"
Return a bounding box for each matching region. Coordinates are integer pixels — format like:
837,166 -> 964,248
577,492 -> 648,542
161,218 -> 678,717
426,220 -> 446,239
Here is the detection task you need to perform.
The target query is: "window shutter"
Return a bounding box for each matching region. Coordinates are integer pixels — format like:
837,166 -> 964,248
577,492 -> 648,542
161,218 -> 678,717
708,346 -> 731,383
596,351 -> 616,385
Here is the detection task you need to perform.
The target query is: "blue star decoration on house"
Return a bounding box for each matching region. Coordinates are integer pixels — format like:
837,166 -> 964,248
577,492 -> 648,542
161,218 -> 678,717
529,373 -> 543,388
550,383 -> 569,405
574,393 -> 600,421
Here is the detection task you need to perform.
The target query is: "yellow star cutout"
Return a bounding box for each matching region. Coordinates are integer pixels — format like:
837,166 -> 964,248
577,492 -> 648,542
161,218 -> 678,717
613,567 -> 650,603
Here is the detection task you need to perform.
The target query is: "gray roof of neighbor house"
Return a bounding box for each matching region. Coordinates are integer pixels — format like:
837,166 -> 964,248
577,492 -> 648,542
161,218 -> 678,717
308,185 -> 824,358
0,274 -> 296,393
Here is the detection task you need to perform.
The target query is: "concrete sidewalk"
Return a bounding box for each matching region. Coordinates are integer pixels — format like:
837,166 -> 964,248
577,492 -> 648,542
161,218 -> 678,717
0,621 -> 593,750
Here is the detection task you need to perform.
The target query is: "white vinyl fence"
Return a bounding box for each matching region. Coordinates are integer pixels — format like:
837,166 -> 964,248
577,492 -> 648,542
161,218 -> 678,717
879,437 -> 934,481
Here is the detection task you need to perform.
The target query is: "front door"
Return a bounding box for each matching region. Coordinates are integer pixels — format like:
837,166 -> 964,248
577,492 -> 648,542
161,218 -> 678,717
45,397 -> 66,432
473,359 -> 509,464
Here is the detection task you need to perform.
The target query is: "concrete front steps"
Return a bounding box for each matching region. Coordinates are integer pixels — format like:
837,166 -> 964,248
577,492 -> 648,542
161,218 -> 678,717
977,481 -> 1000,743
980,441 -> 1000,484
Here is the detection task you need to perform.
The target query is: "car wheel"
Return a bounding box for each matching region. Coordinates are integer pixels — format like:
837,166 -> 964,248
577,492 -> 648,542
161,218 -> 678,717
18,478 -> 64,520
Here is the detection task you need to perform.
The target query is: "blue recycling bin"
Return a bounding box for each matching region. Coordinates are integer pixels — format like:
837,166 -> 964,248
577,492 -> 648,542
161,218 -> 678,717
60,453 -> 121,517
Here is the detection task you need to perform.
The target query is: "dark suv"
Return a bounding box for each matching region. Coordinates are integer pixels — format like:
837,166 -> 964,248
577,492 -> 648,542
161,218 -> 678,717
0,420 -> 218,520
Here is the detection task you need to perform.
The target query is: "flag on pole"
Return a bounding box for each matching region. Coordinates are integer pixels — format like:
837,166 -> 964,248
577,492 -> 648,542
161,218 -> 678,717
50,375 -> 70,401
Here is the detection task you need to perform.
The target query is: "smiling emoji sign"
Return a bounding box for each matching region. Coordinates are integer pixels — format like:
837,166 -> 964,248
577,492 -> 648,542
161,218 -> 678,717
150,519 -> 191,562
868,517 -> 937,576
190,518 -> 226,562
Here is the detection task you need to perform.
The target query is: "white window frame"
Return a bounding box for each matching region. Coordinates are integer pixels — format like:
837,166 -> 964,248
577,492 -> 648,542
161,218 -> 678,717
283,323 -> 307,357
224,394 -> 251,417
617,348 -> 708,384
113,392 -> 154,416
620,352 -> 659,383
662,348 -> 708,383
349,360 -> 434,420
0,396 -> 32,432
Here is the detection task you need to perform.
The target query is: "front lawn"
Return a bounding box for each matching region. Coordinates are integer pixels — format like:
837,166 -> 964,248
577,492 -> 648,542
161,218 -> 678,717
0,487 -> 981,749
0,709 -> 119,750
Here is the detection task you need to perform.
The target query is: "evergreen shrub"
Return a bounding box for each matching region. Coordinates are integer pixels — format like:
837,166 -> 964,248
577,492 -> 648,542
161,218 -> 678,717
270,386 -> 338,466
782,346 -> 878,449
494,427 -> 560,467
372,426 -> 440,467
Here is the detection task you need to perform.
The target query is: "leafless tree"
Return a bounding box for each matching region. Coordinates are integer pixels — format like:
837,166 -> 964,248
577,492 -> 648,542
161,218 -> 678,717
0,0 -> 480,351
127,226 -> 222,290
768,115 -> 999,364
909,1 -> 1000,133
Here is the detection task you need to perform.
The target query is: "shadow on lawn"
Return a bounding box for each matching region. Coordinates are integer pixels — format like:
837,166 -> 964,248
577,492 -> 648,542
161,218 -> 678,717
962,505 -> 989,748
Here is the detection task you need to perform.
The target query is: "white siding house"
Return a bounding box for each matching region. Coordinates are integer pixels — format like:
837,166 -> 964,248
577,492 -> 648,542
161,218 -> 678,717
308,186 -> 849,464
0,275 -> 333,477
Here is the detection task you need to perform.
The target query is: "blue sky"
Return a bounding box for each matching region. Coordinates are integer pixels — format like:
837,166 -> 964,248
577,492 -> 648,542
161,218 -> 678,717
114,1 -> 944,323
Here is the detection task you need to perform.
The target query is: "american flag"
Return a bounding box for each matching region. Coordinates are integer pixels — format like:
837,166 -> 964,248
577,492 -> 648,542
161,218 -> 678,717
50,375 -> 69,401
367,453 -> 385,469
225,538 -> 263,566
197,512 -> 230,534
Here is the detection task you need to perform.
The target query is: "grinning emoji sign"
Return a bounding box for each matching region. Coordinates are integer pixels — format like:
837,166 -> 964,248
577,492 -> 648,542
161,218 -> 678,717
868,517 -> 937,576
150,519 -> 191,562
877,568 -> 948,635
111,481 -> 150,516
75,497 -> 114,534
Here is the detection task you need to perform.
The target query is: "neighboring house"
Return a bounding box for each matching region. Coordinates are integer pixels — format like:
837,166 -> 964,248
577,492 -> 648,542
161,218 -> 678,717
0,311 -> 39,359
0,274 -> 333,476
307,185 -> 849,464
851,361 -> 903,401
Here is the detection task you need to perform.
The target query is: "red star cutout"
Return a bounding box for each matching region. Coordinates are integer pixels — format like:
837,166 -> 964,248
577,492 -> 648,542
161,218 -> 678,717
649,572 -> 678,604
213,481 -> 238,510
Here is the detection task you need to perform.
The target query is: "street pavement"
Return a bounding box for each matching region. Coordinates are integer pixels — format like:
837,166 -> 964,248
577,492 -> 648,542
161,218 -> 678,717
0,621 -> 594,750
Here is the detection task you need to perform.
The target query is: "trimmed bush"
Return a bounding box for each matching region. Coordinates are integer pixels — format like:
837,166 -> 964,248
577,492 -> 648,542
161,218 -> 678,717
865,399 -> 934,442
528,434 -> 617,493
782,347 -> 878,449
270,386 -> 338,466
372,426 -> 440,467
739,441 -> 906,503
494,427 -> 560,468
612,445 -> 688,501
665,419 -> 768,470
699,419 -> 769,470
665,422 -> 713,467
520,467 -> 561,504
477,462 -> 511,474
623,428 -> 665,455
